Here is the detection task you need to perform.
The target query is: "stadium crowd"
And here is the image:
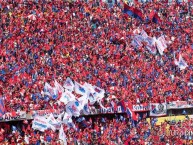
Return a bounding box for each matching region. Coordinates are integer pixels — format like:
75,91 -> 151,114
1,115 -> 193,144
0,0 -> 193,144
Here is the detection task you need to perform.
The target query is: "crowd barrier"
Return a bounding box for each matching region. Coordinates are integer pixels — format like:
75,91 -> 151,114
1,100 -> 193,122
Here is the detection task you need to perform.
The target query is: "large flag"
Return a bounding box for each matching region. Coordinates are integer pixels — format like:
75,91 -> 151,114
156,35 -> 167,55
123,3 -> 135,17
59,125 -> 67,145
60,90 -> 76,105
131,35 -> 143,48
44,82 -> 58,99
74,81 -> 88,96
66,101 -> 82,117
133,8 -> 144,21
85,83 -> 105,100
174,54 -> 188,70
144,36 -> 157,54
0,96 -> 5,117
63,77 -> 74,92
32,116 -> 49,132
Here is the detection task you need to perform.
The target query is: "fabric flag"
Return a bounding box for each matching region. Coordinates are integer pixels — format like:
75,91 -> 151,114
83,103 -> 90,115
77,94 -> 88,110
152,12 -> 161,23
156,36 -> 167,55
74,81 -> 88,96
62,112 -> 72,124
133,8 -> 144,21
131,35 -> 143,47
66,101 -> 81,117
119,100 -> 126,112
60,90 -> 76,105
123,3 -> 135,17
126,102 -> 137,121
67,119 -> 76,130
54,80 -> 64,94
140,30 -> 148,39
0,96 -> 5,117
59,125 -> 67,145
32,116 -> 49,132
44,82 -> 58,99
149,10 -> 155,21
174,54 -> 188,70
46,114 -> 58,131
63,77 -> 74,92
92,85 -> 105,100
144,36 -> 157,54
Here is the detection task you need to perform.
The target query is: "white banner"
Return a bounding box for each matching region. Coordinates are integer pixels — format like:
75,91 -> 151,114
132,104 -> 150,112
32,116 -> 49,132
150,103 -> 167,117
168,101 -> 193,109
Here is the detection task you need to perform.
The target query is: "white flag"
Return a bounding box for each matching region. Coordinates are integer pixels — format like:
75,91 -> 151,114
60,90 -> 76,105
174,54 -> 188,70
59,125 -> 67,145
74,81 -> 88,96
156,36 -> 167,55
54,80 -> 64,94
66,101 -> 82,117
63,77 -> 74,92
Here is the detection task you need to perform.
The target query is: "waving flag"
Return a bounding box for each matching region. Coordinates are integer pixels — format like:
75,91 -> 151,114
54,80 -> 64,94
144,36 -> 157,54
63,77 -> 74,92
62,112 -> 72,124
174,54 -> 188,70
66,101 -> 81,117
44,82 -> 58,99
59,125 -> 67,145
152,12 -> 161,24
133,8 -> 144,21
74,82 -> 88,96
60,90 -> 76,105
0,96 -> 5,117
156,36 -> 167,55
123,3 -> 135,17
126,102 -> 137,121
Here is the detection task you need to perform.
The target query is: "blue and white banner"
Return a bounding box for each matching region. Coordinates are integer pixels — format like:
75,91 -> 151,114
150,103 -> 167,117
32,116 -> 49,132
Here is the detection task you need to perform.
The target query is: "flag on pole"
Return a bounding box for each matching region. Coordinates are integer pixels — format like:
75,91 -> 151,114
59,125 -> 67,145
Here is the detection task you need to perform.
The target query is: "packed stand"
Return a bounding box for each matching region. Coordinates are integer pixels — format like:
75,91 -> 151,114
0,0 -> 193,111
1,114 -> 193,144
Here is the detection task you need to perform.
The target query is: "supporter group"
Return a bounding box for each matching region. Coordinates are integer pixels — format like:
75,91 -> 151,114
0,0 -> 193,144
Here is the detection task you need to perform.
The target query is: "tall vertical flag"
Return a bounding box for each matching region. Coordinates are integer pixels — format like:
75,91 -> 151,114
59,125 -> 67,145
0,96 -> 5,117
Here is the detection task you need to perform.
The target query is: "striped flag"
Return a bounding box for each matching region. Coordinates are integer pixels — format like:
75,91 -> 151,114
0,96 -> 5,117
